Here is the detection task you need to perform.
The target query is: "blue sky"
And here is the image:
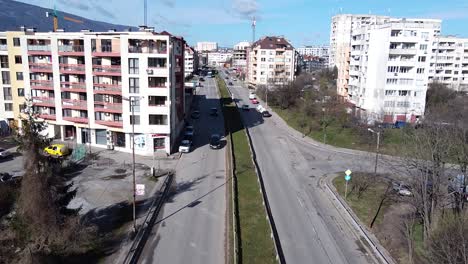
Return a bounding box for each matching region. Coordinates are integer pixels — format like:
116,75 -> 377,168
18,0 -> 468,47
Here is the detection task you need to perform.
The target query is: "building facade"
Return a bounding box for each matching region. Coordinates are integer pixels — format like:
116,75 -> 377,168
232,41 -> 250,69
184,45 -> 198,78
297,45 -> 329,57
196,42 -> 218,52
247,36 -> 296,86
0,29 -> 186,156
348,18 -> 441,123
207,52 -> 233,67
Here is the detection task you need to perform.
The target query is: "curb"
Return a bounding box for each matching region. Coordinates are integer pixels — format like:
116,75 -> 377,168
323,175 -> 396,264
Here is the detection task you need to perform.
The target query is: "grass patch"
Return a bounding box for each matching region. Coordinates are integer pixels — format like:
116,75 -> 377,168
217,76 -> 277,264
332,174 -> 391,227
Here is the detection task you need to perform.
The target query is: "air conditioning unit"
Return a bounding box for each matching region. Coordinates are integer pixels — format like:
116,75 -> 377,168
146,69 -> 153,74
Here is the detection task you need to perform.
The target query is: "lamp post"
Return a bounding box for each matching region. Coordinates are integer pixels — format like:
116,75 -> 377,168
368,128 -> 381,177
122,95 -> 144,234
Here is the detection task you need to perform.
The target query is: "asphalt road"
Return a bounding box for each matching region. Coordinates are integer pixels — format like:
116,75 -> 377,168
138,76 -> 226,264
222,71 -> 379,264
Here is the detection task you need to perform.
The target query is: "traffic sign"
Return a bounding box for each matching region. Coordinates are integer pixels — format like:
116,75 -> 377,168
345,169 -> 352,176
345,175 -> 351,181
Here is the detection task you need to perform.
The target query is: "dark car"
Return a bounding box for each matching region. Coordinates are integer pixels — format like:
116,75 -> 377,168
228,82 -> 233,85
225,77 -> 229,80
210,108 -> 218,116
191,111 -> 201,119
209,134 -> 221,149
200,78 -> 205,82
262,111 -> 272,117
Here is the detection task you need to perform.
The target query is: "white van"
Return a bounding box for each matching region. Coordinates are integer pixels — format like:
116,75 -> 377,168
249,93 -> 256,100
256,105 -> 266,113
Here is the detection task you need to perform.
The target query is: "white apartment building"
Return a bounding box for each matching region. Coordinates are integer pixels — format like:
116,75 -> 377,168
233,41 -> 250,69
297,45 -> 329,57
8,29 -> 186,156
207,52 -> 233,66
0,33 -> 14,122
184,45 -> 198,77
348,18 -> 441,123
330,14 -> 390,97
429,36 -> 468,92
196,41 -> 218,52
247,36 -> 296,86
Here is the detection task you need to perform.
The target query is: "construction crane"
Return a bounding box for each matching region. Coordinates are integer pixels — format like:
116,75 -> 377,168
46,5 -> 83,32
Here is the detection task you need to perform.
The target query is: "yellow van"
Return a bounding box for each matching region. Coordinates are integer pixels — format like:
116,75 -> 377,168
43,144 -> 70,158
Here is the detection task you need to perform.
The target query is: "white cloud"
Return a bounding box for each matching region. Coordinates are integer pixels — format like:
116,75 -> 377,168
231,0 -> 258,19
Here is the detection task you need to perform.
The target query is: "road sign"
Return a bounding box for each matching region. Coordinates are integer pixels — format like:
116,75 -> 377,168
136,184 -> 145,196
345,175 -> 351,181
345,169 -> 352,176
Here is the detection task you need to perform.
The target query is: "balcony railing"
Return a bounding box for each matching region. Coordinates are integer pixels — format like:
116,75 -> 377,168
29,63 -> 53,72
93,83 -> 122,94
128,46 -> 167,54
32,97 -> 55,106
30,80 -> 54,90
63,116 -> 88,123
95,119 -> 123,127
94,102 -> 123,113
58,45 -> 84,52
27,45 -> 51,52
149,82 -> 167,88
60,82 -> 86,91
62,99 -> 87,109
0,45 -> 7,51
38,114 -> 56,120
59,64 -> 86,73
92,65 -> 122,75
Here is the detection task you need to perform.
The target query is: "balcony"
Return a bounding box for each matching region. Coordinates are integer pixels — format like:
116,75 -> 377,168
38,114 -> 56,120
59,64 -> 86,74
63,116 -> 89,124
27,45 -> 51,55
94,102 -> 123,114
30,80 -> 54,91
389,48 -> 417,55
92,45 -> 120,57
148,82 -> 167,88
29,63 -> 53,73
92,65 -> 122,76
93,83 -> 122,95
32,97 -> 55,107
60,82 -> 86,93
128,46 -> 167,54
95,119 -> 123,128
62,99 -> 87,110
0,44 -> 7,51
58,45 -> 85,55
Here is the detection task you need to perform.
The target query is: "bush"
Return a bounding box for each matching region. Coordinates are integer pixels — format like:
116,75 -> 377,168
0,185 -> 17,218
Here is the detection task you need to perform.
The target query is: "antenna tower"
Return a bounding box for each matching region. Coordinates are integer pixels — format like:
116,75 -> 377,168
252,16 -> 256,44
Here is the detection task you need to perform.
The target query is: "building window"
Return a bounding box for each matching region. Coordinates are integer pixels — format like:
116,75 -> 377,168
269,65 -> 274,69
130,115 -> 140,125
1,71 -> 10,84
419,44 -> 427,50
15,56 -> 22,64
149,114 -> 167,125
417,68 -> 425,74
261,51 -> 266,55
18,88 -> 24,97
398,90 -> 409,96
0,56 -> 8,68
130,97 -> 140,112
153,137 -> 165,149
386,78 -> 398,85
16,72 -> 23,81
148,57 -> 167,68
13,38 -> 20,46
261,58 -> 266,62
418,56 -> 426,62
397,101 -> 410,108
129,78 -> 139,93
148,96 -> 166,106
129,58 -> 139,74
4,103 -> 13,111
3,87 -> 12,100
63,109 -> 72,117
388,66 -> 398,73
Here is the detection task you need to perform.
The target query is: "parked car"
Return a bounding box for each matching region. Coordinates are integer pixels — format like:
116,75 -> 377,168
233,78 -> 237,81
184,125 -> 194,137
249,93 -> 256,100
0,172 -> 22,183
251,99 -> 259,104
256,105 -> 266,113
43,144 -> 70,158
0,148 -> 11,159
262,111 -> 272,117
209,134 -> 221,149
242,104 -> 250,111
191,111 -> 200,119
392,181 -> 412,196
179,140 -> 192,153
228,82 -> 233,85
210,108 -> 218,116
200,78 -> 205,82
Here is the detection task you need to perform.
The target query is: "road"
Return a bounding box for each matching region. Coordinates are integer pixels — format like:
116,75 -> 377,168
138,76 -> 226,264
222,71 -> 379,264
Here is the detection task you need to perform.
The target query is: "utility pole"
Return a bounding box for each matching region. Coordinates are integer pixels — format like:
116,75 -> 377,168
252,17 -> 256,44
144,0 -> 147,26
131,100 -> 136,233
368,128 -> 381,177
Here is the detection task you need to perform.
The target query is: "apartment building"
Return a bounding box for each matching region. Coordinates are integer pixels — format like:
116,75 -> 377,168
0,33 -> 14,125
207,52 -> 233,67
348,18 -> 441,123
429,36 -> 468,92
196,41 -> 218,52
0,28 -> 186,156
297,45 -> 329,57
247,36 -> 296,86
184,45 -> 198,78
330,14 -> 390,97
232,41 -> 250,69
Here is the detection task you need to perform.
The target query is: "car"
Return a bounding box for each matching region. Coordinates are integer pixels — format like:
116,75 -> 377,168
179,140 -> 192,153
210,108 -> 218,116
242,104 -> 250,111
249,93 -> 256,100
209,134 -> 221,149
392,182 -> 412,196
262,111 -> 272,117
200,78 -> 205,82
191,111 -> 200,119
251,99 -> 259,104
43,144 -> 70,158
225,77 -> 229,80
0,172 -> 22,183
228,82 -> 233,85
0,148 -> 11,159
233,78 -> 237,81
184,125 -> 194,137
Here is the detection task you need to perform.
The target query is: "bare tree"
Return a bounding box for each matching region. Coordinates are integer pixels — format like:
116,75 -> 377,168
400,210 -> 418,264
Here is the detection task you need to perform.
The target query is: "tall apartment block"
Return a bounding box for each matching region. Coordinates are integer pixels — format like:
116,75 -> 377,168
184,45 -> 198,78
429,36 -> 468,92
0,28 -> 186,156
297,45 -> 329,57
246,36 -> 296,86
196,42 -> 218,52
348,18 -> 441,122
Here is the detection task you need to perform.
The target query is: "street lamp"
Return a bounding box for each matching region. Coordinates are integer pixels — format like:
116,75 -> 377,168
368,128 -> 381,177
122,95 -> 144,234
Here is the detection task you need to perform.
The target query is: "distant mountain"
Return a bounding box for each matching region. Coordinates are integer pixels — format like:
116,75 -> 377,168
0,0 -> 136,32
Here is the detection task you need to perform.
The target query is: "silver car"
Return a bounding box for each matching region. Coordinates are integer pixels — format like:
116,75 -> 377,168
0,148 -> 11,159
